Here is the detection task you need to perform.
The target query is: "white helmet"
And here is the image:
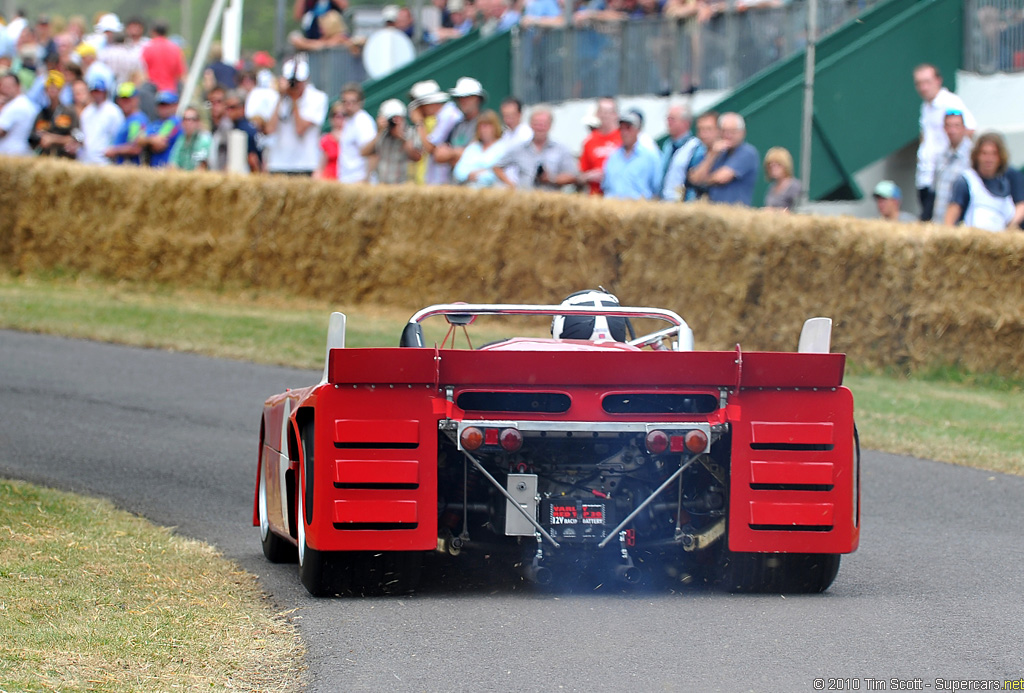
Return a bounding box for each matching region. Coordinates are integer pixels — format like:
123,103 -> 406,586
551,289 -> 628,341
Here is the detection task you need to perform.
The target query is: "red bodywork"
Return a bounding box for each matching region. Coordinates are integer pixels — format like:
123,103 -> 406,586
255,342 -> 859,558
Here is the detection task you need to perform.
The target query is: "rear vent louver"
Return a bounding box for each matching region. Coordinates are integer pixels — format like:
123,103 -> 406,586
456,391 -> 571,413
603,393 -> 719,414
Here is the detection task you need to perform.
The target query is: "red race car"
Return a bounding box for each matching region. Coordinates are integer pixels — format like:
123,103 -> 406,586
255,292 -> 858,596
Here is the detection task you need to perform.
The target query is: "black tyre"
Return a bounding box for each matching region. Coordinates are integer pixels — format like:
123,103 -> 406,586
718,550 -> 841,594
258,460 -> 298,563
297,480 -> 336,597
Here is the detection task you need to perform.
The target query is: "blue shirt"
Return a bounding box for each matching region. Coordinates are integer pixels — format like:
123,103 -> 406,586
602,144 -> 662,200
707,141 -> 759,206
524,0 -> 562,18
113,111 -> 150,165
144,116 -> 182,168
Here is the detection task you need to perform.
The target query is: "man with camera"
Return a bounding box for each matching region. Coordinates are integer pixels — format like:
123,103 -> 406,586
334,82 -> 377,184
493,107 -> 577,191
264,58 -> 327,176
360,98 -> 420,185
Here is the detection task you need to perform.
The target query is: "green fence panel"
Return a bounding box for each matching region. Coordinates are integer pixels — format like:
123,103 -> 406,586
362,30 -> 513,119
708,0 -> 963,202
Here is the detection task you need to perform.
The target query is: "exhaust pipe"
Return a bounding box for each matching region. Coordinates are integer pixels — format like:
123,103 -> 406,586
525,559 -> 553,585
615,563 -> 641,585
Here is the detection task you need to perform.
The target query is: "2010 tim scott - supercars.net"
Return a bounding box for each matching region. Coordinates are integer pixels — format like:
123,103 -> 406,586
254,303 -> 859,596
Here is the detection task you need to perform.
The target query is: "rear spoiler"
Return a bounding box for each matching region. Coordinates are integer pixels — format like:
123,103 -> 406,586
328,348 -> 845,390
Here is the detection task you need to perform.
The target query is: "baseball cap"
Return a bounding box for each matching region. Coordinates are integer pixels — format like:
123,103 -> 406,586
282,58 -> 310,83
872,180 -> 902,200
252,50 -> 276,69
382,5 -> 400,22
94,13 -> 124,33
44,70 -> 65,89
116,82 -> 137,99
156,90 -> 179,105
87,76 -> 109,92
619,110 -> 642,128
378,98 -> 406,120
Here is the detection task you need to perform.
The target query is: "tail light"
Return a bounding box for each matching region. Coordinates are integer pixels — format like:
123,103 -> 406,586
684,429 -> 709,453
646,430 -> 669,454
460,426 -> 483,451
499,428 -> 523,452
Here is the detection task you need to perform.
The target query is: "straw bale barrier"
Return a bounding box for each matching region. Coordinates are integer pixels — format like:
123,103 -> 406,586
3,156 -> 1023,376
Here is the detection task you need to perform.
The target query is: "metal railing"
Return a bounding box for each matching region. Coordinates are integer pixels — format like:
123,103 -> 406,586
963,0 -> 1024,74
512,0 -> 882,104
304,0 -> 887,103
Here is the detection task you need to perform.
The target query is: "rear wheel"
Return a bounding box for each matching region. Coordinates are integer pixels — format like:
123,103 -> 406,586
297,479 -> 335,597
258,454 -> 297,563
718,550 -> 840,593
294,424 -> 423,597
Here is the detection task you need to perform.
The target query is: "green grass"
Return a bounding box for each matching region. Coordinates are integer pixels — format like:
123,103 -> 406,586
1,271 -> 1022,476
0,478 -> 304,692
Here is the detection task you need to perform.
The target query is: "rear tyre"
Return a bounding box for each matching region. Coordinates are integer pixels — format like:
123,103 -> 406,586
258,456 -> 297,564
719,550 -> 841,593
297,481 -> 335,597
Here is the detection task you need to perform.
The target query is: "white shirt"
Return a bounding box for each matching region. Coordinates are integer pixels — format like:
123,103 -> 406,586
961,168 -> 1015,232
0,94 -> 40,156
265,84 -> 328,173
426,101 -> 464,185
337,109 -> 378,183
78,100 -> 125,165
917,87 -> 976,189
245,86 -> 279,122
499,121 -> 532,150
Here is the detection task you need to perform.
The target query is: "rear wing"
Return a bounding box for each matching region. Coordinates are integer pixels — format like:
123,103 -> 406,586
328,347 -> 845,390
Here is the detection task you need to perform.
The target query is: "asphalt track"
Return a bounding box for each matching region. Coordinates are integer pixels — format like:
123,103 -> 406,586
1,329 -> 1022,692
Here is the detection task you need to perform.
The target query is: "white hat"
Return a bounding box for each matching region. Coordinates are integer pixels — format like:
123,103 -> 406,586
582,109 -> 600,129
94,13 -> 123,33
282,58 -> 310,83
450,76 -> 486,100
382,5 -> 401,22
378,98 -> 406,120
408,80 -> 449,109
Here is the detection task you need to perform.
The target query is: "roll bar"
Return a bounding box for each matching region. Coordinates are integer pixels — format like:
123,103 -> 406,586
402,303 -> 695,351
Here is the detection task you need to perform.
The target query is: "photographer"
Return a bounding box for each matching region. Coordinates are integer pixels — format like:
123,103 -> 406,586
494,108 -> 577,191
264,58 -> 327,176
360,98 -> 420,185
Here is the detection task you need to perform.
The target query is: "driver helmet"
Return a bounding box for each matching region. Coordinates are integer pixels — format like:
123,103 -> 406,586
551,289 -> 628,341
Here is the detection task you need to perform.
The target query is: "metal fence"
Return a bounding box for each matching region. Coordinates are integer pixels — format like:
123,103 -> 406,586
303,0 -> 887,103
512,0 -> 882,104
963,0 -> 1024,74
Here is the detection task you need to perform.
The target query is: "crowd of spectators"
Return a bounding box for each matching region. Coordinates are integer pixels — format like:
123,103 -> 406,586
1,8 -> 1021,232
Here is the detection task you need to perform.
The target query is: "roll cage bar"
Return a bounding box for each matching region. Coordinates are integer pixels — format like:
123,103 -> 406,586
400,303 -> 695,352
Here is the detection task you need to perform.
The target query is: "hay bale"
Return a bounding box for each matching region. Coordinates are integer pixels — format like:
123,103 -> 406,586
3,156 -> 1024,377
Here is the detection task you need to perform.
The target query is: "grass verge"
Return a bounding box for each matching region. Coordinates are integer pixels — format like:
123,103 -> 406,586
0,478 -> 304,692
1,272 -> 1021,475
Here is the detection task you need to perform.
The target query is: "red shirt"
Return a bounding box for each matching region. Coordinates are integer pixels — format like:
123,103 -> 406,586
578,129 -> 622,195
141,36 -> 187,92
319,134 -> 339,180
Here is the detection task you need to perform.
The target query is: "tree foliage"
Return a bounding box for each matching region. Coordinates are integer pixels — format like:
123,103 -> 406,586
28,0 -> 285,54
